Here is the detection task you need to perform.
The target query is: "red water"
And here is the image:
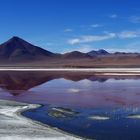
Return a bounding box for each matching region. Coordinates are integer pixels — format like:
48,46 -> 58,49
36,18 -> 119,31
0,71 -> 140,108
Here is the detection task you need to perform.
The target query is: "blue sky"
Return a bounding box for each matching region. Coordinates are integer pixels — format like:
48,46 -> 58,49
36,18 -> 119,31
0,0 -> 140,53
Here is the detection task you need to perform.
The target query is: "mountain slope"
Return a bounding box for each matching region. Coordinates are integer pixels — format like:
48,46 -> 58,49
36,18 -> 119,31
87,49 -> 110,57
62,51 -> 90,59
0,36 -> 56,61
0,36 -> 140,68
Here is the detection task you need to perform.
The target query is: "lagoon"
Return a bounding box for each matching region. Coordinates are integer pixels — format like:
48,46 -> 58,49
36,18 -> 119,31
0,71 -> 140,139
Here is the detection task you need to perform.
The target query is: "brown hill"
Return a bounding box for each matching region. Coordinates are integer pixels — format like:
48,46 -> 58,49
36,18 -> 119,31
62,51 -> 90,59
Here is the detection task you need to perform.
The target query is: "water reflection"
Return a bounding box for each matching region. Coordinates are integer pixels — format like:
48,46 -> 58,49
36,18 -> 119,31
0,71 -> 140,139
0,71 -> 140,94
0,71 -> 140,108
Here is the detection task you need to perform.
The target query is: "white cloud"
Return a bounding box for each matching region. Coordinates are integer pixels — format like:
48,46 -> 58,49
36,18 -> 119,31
130,16 -> 140,23
91,24 -> 102,28
64,28 -> 73,32
109,14 -> 118,19
118,30 -> 140,39
68,33 -> 116,45
68,38 -> 80,45
68,30 -> 140,45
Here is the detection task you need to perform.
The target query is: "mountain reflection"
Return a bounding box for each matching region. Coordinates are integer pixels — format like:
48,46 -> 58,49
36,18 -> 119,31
0,71 -> 140,96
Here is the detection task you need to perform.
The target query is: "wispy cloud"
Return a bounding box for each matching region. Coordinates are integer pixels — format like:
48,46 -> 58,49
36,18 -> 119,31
68,33 -> 116,45
118,30 -> 140,39
68,29 -> 140,45
91,24 -> 102,28
109,14 -> 118,19
68,38 -> 80,45
129,16 -> 140,23
64,28 -> 73,32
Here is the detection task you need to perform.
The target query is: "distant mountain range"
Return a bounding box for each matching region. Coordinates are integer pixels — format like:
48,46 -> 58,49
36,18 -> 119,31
0,36 -> 138,61
0,36 -> 140,67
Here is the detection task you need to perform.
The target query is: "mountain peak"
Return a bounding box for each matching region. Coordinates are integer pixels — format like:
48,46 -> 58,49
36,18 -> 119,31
7,36 -> 30,45
11,36 -> 21,40
0,36 -> 56,61
98,49 -> 109,54
63,51 -> 90,59
88,49 -> 109,56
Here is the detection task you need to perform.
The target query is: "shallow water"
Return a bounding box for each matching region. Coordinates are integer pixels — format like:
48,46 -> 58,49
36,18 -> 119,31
23,105 -> 140,140
0,71 -> 140,139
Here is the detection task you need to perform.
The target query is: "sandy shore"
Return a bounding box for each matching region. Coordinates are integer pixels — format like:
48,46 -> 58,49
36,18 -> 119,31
0,99 -> 81,140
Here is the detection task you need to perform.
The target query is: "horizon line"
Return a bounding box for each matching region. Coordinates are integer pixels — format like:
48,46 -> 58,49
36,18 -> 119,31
0,36 -> 140,54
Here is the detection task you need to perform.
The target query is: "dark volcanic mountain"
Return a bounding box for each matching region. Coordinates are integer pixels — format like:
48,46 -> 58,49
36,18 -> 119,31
0,36 -> 56,61
87,49 -> 110,57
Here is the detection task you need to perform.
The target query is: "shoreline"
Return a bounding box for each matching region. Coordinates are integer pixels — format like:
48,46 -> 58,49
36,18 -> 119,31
0,99 -> 81,140
0,68 -> 140,75
0,67 -> 140,71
